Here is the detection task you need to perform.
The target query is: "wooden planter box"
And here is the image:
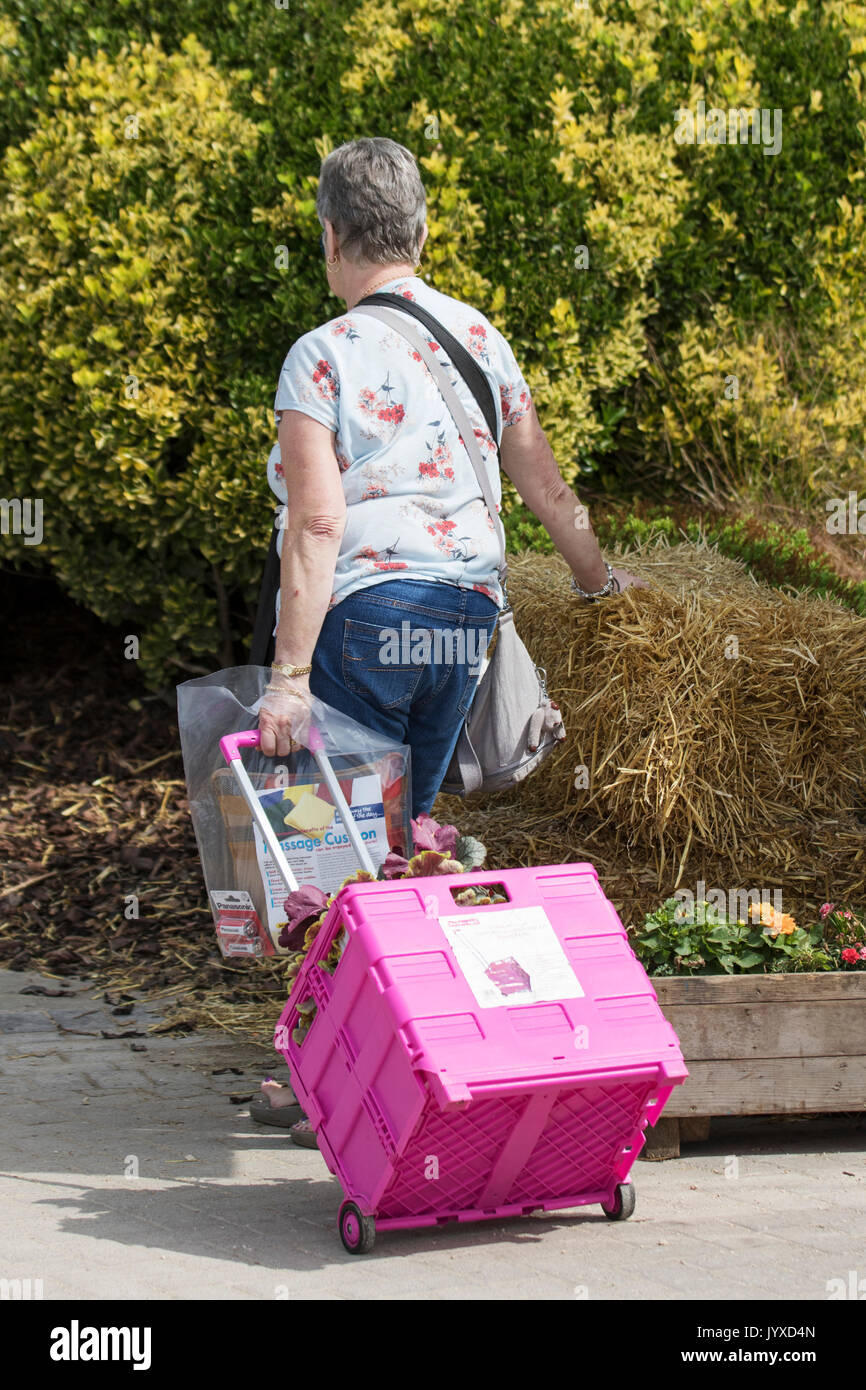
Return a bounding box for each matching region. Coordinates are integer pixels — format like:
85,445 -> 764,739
641,972 -> 866,1158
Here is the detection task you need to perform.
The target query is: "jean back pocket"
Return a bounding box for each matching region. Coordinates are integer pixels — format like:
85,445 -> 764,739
341,618 -> 427,710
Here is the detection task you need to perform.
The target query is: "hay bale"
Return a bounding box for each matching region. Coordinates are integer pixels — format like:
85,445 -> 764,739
434,540 -> 866,917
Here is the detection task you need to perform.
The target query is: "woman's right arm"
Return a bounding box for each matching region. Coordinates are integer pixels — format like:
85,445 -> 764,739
498,402 -> 646,594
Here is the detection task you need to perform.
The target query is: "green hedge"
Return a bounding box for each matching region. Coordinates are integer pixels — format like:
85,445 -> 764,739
1,1 -> 865,684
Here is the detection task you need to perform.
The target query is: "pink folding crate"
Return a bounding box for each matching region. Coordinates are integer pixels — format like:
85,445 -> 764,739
274,861 -> 688,1254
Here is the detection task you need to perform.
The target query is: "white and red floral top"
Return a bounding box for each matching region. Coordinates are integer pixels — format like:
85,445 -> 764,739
268,274 -> 532,629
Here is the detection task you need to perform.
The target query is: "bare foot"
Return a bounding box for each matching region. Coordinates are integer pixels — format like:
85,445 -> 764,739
261,1077 -> 298,1109
290,1117 -> 319,1148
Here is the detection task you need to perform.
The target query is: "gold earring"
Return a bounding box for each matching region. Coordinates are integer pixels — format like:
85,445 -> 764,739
327,253 -> 340,267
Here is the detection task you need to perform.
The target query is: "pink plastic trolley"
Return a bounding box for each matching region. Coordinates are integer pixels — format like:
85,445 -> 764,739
222,730 -> 688,1254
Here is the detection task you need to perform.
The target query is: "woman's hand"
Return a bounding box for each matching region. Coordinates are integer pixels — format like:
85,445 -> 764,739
259,673 -> 313,758
499,410 -> 656,601
610,566 -> 650,593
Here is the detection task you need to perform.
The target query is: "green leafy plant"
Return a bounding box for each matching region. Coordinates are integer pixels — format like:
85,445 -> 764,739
632,896 -> 829,976
688,517 -> 866,616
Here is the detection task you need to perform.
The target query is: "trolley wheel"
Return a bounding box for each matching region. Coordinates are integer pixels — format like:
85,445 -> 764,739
602,1182 -> 636,1221
339,1200 -> 376,1255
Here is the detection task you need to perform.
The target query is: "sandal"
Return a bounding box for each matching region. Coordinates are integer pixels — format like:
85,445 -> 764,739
248,1083 -> 303,1128
289,1117 -> 319,1149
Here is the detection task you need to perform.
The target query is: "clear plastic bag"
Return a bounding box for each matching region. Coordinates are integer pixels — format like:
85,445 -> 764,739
176,666 -> 412,959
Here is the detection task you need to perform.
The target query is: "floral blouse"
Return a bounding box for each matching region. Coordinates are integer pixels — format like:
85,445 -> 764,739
268,274 -> 532,631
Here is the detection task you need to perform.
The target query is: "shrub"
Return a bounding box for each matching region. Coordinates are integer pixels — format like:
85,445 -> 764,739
627,0 -> 866,502
0,36 -> 270,683
2,1 -> 865,681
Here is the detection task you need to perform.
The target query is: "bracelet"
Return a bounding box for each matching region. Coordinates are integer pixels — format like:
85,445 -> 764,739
271,661 -> 312,677
264,680 -> 309,698
570,562 -> 619,600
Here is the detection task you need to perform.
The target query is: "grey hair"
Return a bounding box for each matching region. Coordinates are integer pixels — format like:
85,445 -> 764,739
316,137 -> 426,266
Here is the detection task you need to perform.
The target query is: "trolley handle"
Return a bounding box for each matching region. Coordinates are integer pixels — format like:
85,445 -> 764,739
219,729 -> 262,763
219,728 -> 377,893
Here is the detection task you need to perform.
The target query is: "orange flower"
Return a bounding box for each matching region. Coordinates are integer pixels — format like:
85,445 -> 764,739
748,902 -> 798,936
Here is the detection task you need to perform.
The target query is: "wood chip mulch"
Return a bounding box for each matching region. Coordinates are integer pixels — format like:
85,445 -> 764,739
0,576 -> 286,1046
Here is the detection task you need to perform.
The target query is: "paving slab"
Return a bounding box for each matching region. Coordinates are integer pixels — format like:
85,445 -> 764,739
0,967 -> 863,1300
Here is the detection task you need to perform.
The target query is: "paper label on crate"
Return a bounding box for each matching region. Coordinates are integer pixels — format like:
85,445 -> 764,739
252,772 -> 390,943
438,904 -> 583,1009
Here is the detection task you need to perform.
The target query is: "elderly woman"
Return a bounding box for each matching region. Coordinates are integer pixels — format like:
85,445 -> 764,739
258,136 -> 643,805
253,136 -> 645,1140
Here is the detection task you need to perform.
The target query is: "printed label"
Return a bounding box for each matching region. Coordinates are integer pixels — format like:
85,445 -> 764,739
253,772 -> 390,943
210,889 -> 256,913
220,938 -> 263,957
437,904 -> 582,1009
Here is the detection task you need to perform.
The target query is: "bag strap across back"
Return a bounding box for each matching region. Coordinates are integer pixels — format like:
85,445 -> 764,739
357,291 -> 500,446
352,294 -> 508,585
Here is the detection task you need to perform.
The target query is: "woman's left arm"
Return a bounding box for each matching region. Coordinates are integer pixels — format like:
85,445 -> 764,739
259,410 -> 347,757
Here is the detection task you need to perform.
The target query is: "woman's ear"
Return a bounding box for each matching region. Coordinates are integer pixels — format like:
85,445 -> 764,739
419,222 -> 429,255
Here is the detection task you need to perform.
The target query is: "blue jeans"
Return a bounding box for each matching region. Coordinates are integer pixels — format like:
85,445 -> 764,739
310,579 -> 499,817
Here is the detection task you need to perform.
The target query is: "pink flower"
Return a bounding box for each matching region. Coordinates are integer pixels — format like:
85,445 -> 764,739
819,902 -> 834,919
411,814 -> 459,857
841,947 -> 859,964
380,849 -> 411,879
859,948 -> 866,960
278,885 -> 329,951
382,817 -> 459,874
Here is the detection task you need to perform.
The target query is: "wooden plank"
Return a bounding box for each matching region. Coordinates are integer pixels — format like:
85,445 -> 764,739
661,1000 -> 866,1060
639,1116 -> 680,1160
654,972 -> 866,1006
679,1116 -> 711,1142
664,1055 -> 866,1117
